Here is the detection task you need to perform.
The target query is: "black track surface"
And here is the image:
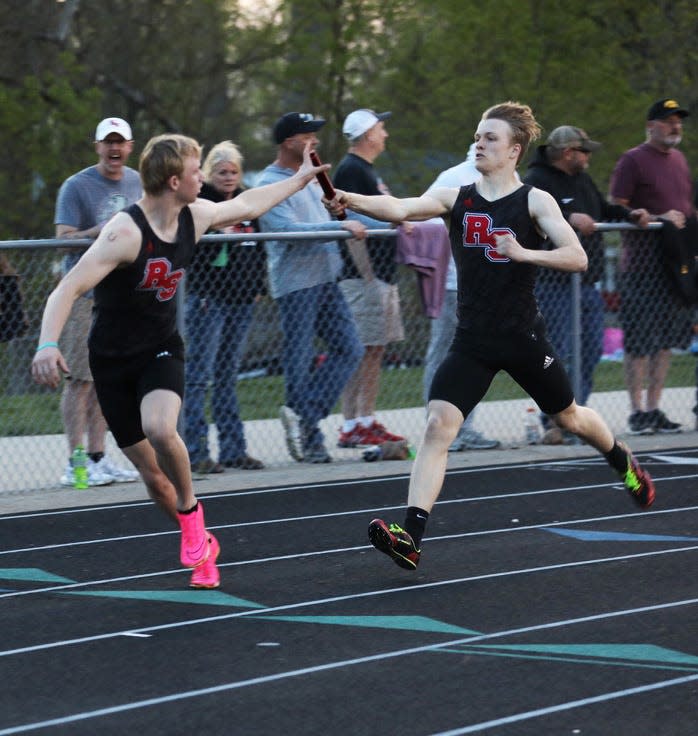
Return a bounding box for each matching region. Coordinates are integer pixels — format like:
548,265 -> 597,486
2,450 -> 697,735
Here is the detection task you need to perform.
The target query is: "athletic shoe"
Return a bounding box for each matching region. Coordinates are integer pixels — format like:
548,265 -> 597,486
337,422 -> 404,448
337,426 -> 366,448
628,410 -> 654,435
303,443 -> 332,463
280,405 -> 304,461
367,421 -> 405,443
449,429 -> 500,451
619,444 -> 655,508
177,502 -> 210,568
190,533 -> 220,589
59,461 -> 114,487
191,457 -> 224,474
222,455 -> 264,470
92,456 -> 140,483
368,518 -> 421,570
646,409 -> 681,434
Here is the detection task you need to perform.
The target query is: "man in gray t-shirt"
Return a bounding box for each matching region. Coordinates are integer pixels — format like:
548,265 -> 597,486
53,117 -> 142,486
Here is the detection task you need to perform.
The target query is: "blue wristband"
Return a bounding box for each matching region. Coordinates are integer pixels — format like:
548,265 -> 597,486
36,342 -> 59,352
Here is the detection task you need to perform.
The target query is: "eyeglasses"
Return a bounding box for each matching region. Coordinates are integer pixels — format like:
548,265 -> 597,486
569,147 -> 591,153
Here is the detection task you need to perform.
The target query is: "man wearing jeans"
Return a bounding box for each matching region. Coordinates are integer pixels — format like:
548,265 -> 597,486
257,112 -> 365,463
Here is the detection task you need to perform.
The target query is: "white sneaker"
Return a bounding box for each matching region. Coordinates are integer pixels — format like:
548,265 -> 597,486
280,405 -> 304,461
59,461 -> 114,487
92,456 -> 140,483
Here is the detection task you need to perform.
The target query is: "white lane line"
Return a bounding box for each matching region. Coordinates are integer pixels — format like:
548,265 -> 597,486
2,476 -> 698,557
429,673 -> 698,735
2,505 -> 698,599
2,454 -> 694,522
2,545 -> 698,657
0,597 -> 696,736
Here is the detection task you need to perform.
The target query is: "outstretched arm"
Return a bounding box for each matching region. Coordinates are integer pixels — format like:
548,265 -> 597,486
326,186 -> 457,223
193,143 -> 330,236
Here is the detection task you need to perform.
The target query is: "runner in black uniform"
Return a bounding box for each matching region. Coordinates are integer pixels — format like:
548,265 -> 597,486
325,101 -> 655,571
32,133 -> 329,588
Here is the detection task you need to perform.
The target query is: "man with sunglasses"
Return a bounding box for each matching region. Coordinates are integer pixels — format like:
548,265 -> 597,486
523,126 -> 650,443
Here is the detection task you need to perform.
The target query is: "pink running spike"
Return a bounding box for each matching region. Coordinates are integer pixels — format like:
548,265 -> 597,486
177,502 -> 210,568
190,533 -> 220,589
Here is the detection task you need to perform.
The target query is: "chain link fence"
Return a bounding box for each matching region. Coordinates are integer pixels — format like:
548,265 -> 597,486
1,224 -> 696,492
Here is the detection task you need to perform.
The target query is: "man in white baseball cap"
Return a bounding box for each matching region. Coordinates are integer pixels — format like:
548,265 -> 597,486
95,117 -> 133,142
52,117 -> 141,487
333,107 -> 405,449
342,109 -> 392,141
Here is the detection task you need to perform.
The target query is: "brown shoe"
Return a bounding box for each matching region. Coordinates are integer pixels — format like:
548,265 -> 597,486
223,455 -> 264,470
191,458 -> 224,474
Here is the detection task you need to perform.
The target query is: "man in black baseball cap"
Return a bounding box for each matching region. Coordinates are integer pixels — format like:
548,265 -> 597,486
647,98 -> 689,121
272,112 -> 326,144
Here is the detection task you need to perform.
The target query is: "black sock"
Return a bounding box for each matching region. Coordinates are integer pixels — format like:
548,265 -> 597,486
88,452 -> 104,463
403,506 -> 429,548
179,501 -> 199,515
604,440 -> 628,475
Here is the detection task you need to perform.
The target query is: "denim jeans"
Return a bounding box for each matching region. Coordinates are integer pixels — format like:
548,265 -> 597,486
536,282 -> 604,407
183,293 -> 255,463
277,282 -> 364,447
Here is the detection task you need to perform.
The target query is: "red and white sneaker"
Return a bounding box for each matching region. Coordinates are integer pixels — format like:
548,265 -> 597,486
365,421 -> 405,443
177,502 -> 210,568
338,421 -> 406,447
190,533 -> 220,589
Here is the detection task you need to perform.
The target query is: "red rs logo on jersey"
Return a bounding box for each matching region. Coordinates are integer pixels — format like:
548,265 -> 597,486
137,258 -> 184,301
462,213 -> 514,262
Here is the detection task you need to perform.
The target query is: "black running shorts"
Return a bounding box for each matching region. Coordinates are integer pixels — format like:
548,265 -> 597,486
89,333 -> 185,448
429,316 -> 575,419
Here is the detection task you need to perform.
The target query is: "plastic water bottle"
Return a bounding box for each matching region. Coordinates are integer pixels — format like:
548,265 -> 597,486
71,445 -> 88,489
524,407 -> 540,445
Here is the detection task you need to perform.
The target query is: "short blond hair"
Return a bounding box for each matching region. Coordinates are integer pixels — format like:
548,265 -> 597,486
481,101 -> 541,164
202,140 -> 244,182
139,134 -> 202,195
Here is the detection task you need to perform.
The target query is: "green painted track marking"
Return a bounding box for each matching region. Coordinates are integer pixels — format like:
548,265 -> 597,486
470,643 -> 698,665
252,614 -> 482,635
64,589 -> 265,608
0,568 -> 75,583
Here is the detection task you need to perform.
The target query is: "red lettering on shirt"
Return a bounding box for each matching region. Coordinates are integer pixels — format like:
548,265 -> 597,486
462,213 -> 513,263
137,258 -> 184,301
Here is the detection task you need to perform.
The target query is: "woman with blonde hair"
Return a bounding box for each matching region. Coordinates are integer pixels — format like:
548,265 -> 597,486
184,141 -> 266,472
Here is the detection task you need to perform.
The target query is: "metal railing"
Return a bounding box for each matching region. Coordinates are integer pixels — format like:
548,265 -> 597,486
2,221 -> 695,493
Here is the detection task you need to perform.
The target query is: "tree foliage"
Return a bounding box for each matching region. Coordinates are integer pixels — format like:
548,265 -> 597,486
0,0 -> 695,239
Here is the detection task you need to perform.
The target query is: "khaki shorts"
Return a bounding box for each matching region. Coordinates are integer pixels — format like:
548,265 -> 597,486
339,278 -> 404,347
60,297 -> 93,381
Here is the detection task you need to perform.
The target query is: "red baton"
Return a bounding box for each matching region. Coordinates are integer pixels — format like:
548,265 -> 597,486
310,151 -> 346,220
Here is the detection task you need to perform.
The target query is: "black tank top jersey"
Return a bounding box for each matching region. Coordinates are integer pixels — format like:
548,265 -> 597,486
88,203 -> 196,357
450,183 -> 544,333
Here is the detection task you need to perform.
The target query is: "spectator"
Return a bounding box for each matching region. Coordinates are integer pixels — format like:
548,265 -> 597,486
32,132 -> 331,589
332,109 -> 406,448
0,254 -> 28,343
524,125 -> 650,444
610,98 -> 694,435
54,117 -> 142,486
184,141 -> 265,473
423,143 -> 500,450
325,100 -> 655,571
257,112 -> 366,463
